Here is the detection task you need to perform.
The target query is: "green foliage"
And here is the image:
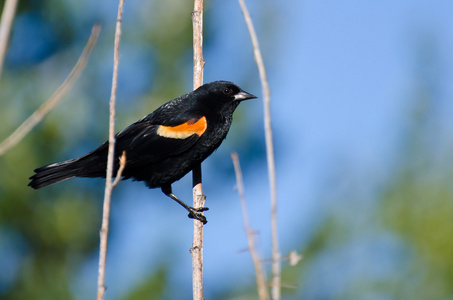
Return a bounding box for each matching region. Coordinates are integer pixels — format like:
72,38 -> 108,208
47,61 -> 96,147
123,267 -> 167,300
0,123 -> 100,300
381,171 -> 453,299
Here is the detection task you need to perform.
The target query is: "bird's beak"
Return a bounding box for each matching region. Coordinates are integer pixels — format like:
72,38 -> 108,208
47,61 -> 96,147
234,90 -> 257,101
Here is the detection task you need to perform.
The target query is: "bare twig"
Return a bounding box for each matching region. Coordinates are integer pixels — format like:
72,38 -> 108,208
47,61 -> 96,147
231,152 -> 269,300
112,151 -> 127,188
287,250 -> 302,267
237,1 -> 280,299
192,0 -> 204,91
191,0 -> 205,299
0,25 -> 101,157
96,1 -> 124,299
261,250 -> 303,267
97,152 -> 126,300
0,0 -> 18,80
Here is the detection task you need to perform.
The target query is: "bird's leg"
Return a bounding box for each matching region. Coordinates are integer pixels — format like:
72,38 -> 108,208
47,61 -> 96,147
161,185 -> 209,224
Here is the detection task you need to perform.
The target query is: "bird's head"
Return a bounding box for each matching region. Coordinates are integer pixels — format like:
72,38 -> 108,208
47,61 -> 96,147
195,81 -> 257,115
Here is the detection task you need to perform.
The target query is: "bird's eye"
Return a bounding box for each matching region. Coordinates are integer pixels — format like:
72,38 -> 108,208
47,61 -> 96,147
223,88 -> 232,95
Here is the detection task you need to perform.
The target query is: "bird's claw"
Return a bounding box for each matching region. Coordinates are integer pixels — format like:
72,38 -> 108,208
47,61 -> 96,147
188,206 -> 209,224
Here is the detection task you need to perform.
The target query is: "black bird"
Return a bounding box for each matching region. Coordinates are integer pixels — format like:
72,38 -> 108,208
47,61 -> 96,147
29,81 -> 256,224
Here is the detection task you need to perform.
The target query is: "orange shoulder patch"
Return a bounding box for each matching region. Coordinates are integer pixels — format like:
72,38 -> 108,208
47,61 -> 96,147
156,116 -> 207,139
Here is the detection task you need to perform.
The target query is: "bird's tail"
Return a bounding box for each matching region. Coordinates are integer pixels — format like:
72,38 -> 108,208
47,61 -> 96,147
29,141 -> 121,189
28,158 -> 82,189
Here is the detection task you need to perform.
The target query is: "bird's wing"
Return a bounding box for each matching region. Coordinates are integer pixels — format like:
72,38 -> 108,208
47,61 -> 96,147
115,115 -> 207,166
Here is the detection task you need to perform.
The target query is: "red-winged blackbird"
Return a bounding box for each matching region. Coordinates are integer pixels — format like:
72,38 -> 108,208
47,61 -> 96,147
29,81 -> 256,224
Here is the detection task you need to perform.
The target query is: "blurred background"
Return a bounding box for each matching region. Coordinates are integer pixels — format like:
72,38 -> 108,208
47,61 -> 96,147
1,0 -> 453,299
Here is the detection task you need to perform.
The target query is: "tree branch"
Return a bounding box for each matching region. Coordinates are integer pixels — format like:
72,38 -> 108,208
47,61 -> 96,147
96,0 -> 125,299
0,25 -> 101,157
191,0 -> 205,299
0,0 -> 18,81
231,153 -> 269,300
237,1 -> 281,299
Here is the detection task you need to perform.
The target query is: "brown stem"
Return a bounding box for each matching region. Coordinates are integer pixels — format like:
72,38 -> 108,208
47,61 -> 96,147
231,153 -> 269,300
97,1 -> 125,299
191,0 -> 205,299
237,1 -> 280,299
0,0 -> 18,80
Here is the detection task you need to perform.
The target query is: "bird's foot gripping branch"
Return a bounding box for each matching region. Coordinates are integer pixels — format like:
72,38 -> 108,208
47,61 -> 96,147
188,206 -> 209,224
162,185 -> 209,224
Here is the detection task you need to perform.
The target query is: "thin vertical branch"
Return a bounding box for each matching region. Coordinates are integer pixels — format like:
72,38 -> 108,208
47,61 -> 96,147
192,0 -> 204,90
0,25 -> 101,157
237,1 -> 280,299
97,1 -> 125,299
191,0 -> 205,299
0,0 -> 18,80
231,153 -> 269,300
